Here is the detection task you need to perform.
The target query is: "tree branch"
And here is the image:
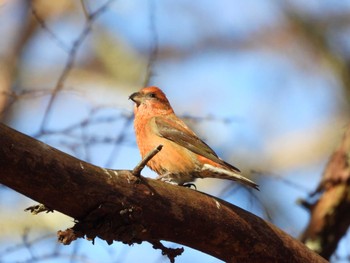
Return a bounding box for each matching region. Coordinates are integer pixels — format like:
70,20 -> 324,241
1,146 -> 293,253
0,123 -> 326,263
301,124 -> 350,259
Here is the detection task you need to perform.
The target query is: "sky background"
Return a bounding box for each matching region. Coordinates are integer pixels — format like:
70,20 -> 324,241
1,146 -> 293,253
1,0 -> 350,262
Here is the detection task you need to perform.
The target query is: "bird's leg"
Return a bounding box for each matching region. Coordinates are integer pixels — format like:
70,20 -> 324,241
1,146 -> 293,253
157,173 -> 197,189
182,183 -> 197,190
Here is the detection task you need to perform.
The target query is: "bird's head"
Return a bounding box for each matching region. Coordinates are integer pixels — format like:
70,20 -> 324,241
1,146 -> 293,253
129,86 -> 173,114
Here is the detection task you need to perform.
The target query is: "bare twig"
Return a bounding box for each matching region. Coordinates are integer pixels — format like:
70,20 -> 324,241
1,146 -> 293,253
285,8 -> 350,103
38,0 -> 114,133
104,114 -> 134,167
80,0 -> 90,19
132,144 -> 163,177
181,113 -> 241,124
143,0 -> 158,87
31,7 -> 70,53
251,170 -> 312,193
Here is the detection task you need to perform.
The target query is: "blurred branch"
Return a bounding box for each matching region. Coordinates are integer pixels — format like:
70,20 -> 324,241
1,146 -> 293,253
103,114 -> 134,167
36,0 -> 114,133
31,6 -> 70,53
80,0 -> 90,20
0,123 -> 326,263
301,124 -> 350,260
143,0 -> 158,87
0,230 -> 90,262
0,1 -> 37,119
286,9 -> 350,104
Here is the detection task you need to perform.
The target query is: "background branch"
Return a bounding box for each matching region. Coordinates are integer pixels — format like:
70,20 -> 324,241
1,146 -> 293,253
301,124 -> 350,260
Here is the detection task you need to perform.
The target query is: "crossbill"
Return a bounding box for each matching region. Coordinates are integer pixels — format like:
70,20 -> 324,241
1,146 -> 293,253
129,86 -> 258,190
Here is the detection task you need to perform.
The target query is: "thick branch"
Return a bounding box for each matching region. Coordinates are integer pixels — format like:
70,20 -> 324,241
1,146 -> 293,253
0,123 -> 326,263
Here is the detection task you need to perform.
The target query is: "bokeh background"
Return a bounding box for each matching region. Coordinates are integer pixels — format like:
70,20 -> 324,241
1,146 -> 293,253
1,0 -> 350,262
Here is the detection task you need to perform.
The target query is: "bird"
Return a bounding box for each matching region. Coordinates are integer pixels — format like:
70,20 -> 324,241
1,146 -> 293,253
129,86 -> 259,190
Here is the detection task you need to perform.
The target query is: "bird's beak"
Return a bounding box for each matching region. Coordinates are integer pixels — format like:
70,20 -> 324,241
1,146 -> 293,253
129,92 -> 142,106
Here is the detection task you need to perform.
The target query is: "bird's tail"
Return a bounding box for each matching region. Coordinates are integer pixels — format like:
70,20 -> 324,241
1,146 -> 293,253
201,164 -> 259,190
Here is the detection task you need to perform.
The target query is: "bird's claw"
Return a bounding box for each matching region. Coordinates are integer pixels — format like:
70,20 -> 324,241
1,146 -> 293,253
182,183 -> 197,190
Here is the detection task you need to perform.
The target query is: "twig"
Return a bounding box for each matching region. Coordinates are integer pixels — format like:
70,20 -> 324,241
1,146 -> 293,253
38,0 -> 114,133
151,240 -> 184,263
31,6 -> 70,53
80,0 -> 90,19
143,0 -> 158,87
104,114 -> 134,167
251,169 -> 311,192
132,145 -> 163,177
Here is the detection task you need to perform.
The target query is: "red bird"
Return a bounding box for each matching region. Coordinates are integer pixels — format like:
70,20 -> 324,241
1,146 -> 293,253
129,86 -> 258,190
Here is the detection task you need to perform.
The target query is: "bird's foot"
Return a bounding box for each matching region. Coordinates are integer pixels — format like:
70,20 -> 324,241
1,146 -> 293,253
182,183 -> 197,190
157,173 -> 197,189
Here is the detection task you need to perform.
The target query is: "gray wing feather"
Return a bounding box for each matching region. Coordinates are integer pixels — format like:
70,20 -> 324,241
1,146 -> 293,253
154,117 -> 241,173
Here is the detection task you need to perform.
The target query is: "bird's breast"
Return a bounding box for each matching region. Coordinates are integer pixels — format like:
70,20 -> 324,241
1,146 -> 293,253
134,116 -> 199,175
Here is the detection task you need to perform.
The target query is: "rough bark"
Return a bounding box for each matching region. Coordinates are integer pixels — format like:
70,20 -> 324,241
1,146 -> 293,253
301,124 -> 350,259
0,123 -> 326,263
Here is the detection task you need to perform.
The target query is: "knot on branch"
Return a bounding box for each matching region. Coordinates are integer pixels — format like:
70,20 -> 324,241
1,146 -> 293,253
57,201 -> 184,262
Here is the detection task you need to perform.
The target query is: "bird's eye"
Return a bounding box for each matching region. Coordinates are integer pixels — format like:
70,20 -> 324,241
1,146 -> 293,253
148,93 -> 157,98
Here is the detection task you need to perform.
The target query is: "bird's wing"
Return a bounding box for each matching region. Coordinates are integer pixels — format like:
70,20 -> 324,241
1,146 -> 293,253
154,117 -> 240,173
